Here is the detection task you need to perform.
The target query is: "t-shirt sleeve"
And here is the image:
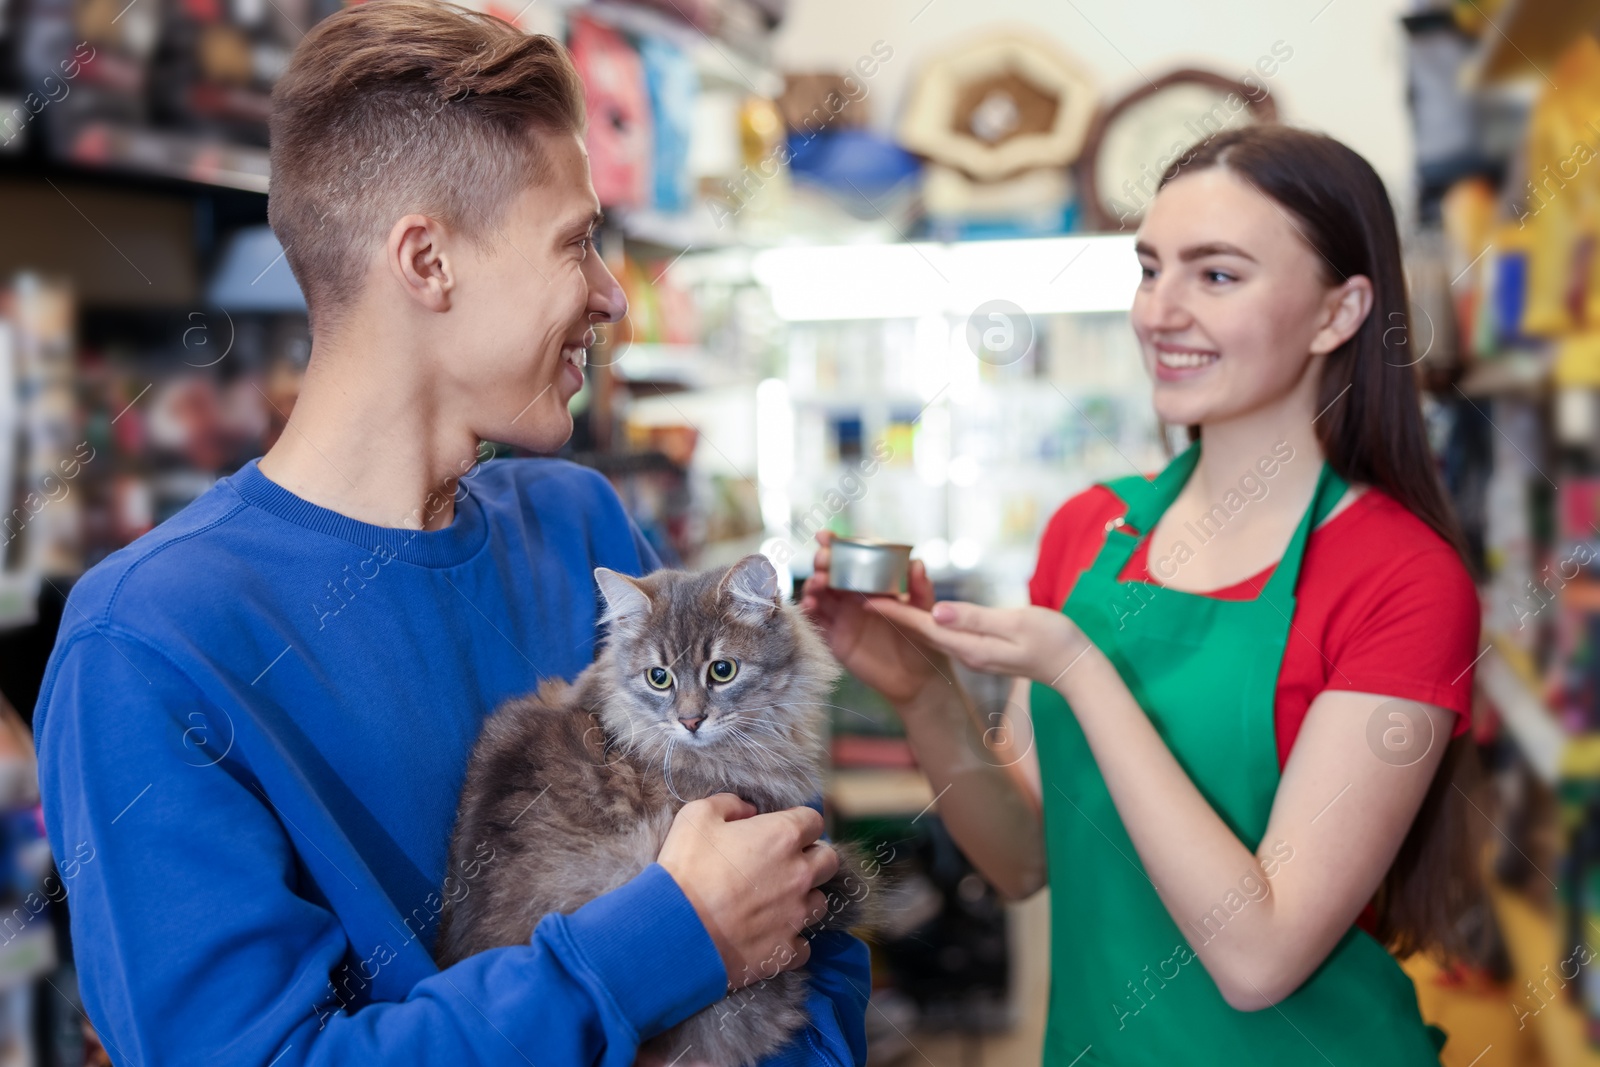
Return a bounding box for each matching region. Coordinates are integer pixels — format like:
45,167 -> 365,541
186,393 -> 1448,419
35,628 -> 728,1067
1321,544 -> 1481,734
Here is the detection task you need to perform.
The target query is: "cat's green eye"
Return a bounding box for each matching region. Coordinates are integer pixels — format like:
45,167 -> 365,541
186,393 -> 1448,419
708,659 -> 738,684
646,666 -> 674,690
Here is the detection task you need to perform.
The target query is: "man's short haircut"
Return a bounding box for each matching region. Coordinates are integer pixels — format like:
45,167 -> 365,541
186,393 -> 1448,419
268,0 -> 585,333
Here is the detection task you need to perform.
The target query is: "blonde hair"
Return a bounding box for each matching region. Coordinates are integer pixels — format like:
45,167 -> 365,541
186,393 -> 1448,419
267,0 -> 585,334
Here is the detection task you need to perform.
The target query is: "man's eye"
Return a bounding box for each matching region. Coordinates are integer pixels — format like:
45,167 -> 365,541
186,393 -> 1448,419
646,667 -> 673,690
708,659 -> 738,684
1204,269 -> 1236,284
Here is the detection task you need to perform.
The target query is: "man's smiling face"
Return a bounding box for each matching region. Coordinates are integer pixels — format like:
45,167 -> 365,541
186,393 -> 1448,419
444,129 -> 627,453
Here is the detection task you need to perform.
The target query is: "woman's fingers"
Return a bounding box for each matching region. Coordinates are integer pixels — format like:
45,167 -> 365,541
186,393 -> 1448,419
866,598 -> 981,654
930,600 -> 1001,633
908,558 -> 935,610
867,598 -> 1025,673
861,595 -> 935,632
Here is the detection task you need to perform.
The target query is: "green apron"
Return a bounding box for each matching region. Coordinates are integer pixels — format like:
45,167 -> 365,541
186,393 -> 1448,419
1032,441 -> 1447,1065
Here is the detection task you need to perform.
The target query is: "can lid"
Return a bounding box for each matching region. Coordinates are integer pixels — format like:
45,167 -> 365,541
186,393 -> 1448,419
833,536 -> 913,551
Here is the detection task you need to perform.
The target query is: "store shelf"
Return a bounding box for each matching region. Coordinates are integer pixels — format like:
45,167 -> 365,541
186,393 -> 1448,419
1463,0 -> 1600,87
751,235 -> 1140,320
826,767 -> 936,820
610,344 -> 733,389
1458,351 -> 1552,397
0,572 -> 41,631
610,206 -> 742,251
60,121 -> 271,195
579,0 -> 784,96
1481,637 -> 1565,785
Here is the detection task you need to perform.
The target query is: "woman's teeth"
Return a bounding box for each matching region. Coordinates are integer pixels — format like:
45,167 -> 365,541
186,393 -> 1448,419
562,345 -> 587,369
1157,350 -> 1219,369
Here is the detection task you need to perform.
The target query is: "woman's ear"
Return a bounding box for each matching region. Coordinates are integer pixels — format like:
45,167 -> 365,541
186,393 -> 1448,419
1309,274 -> 1374,356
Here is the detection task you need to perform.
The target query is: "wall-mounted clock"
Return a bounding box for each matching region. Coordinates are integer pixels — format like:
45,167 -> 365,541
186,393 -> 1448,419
1078,69 -> 1278,231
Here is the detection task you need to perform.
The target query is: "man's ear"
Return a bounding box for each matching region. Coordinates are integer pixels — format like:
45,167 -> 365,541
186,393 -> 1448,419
595,568 -> 651,632
387,213 -> 455,313
1309,274 -> 1374,356
719,554 -> 781,625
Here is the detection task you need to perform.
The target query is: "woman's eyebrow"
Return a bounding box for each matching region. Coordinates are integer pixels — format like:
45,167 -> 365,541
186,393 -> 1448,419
1179,241 -> 1257,263
1133,240 -> 1259,263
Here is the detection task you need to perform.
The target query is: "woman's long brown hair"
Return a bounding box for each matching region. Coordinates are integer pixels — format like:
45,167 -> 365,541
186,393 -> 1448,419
1162,125 -> 1485,963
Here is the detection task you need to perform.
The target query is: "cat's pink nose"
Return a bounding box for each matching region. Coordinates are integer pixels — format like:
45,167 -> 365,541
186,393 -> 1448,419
678,715 -> 705,733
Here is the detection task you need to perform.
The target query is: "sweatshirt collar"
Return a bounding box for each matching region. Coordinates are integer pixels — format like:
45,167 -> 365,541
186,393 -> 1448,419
226,457 -> 489,568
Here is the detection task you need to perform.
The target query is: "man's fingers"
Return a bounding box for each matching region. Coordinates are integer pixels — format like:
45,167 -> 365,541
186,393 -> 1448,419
700,792 -> 757,821
804,887 -> 829,926
804,839 -> 840,886
782,805 -> 825,847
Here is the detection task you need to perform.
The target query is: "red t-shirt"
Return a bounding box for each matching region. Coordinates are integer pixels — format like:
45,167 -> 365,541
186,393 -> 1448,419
1028,481 -> 1480,768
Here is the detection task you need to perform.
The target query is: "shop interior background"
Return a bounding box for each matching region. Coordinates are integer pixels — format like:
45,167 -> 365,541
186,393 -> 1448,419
0,0 -> 1593,1063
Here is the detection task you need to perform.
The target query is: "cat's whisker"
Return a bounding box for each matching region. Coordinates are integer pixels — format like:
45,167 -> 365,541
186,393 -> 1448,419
724,715 -> 786,734
739,700 -> 881,725
662,735 -> 690,805
723,725 -> 774,759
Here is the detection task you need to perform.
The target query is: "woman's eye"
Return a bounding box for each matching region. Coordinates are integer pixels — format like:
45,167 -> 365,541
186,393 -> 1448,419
708,659 -> 738,683
1139,265 -> 1157,281
646,667 -> 673,690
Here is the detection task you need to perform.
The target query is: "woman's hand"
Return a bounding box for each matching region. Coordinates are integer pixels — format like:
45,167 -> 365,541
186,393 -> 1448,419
798,531 -> 952,706
864,597 -> 1093,690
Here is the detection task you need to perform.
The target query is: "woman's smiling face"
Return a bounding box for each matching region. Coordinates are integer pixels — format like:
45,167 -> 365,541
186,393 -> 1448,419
1130,167 -> 1356,429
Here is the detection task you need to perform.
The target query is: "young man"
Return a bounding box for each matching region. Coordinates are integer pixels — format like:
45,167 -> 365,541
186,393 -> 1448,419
32,2 -> 870,1063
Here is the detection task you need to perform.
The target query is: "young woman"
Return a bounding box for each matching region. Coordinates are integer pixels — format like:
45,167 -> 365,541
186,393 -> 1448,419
801,126 -> 1482,1064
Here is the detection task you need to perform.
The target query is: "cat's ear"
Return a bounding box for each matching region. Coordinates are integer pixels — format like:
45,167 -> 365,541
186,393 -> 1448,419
719,554 -> 782,625
594,568 -> 651,634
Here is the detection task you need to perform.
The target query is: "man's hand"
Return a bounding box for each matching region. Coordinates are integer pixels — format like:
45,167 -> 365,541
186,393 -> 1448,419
658,793 -> 838,990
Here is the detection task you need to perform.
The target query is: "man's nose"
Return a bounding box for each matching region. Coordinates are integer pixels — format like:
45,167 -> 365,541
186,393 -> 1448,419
586,256 -> 627,325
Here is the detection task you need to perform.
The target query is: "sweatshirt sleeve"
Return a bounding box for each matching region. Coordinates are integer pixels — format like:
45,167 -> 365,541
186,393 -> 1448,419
34,629 -> 728,1067
754,929 -> 872,1067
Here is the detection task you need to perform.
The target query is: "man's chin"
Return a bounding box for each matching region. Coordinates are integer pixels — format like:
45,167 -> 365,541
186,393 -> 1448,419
499,407 -> 574,455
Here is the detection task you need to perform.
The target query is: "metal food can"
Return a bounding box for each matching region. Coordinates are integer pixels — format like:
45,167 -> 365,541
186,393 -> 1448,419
827,537 -> 913,596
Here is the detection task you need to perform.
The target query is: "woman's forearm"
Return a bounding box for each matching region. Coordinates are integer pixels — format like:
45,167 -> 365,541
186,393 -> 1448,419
892,674 -> 1048,900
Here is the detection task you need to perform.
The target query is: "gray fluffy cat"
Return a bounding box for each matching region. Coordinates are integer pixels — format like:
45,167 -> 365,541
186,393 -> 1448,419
435,553 -> 870,1066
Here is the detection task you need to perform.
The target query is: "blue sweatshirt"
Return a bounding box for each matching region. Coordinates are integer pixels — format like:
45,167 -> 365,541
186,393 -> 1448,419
33,456 -> 870,1067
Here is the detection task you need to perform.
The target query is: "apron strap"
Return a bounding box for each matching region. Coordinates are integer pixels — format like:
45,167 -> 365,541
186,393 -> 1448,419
1258,457 -> 1348,603
1084,442 -> 1200,577
1083,441 -> 1347,605
1118,441 -> 1201,534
